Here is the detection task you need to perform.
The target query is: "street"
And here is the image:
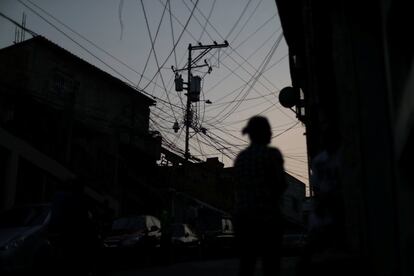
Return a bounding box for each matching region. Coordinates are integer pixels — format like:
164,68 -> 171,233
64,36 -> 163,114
108,257 -> 300,276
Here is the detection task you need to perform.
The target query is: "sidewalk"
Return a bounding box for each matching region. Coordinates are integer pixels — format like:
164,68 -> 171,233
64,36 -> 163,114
109,257 -> 300,276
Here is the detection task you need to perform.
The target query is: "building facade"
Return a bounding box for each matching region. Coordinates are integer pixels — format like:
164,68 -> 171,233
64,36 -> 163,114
0,36 -> 161,216
275,0 -> 414,275
156,153 -> 306,231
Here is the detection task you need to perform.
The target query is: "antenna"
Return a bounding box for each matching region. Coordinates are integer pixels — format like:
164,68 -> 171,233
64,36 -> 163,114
14,27 -> 18,44
13,12 -> 26,44
21,12 -> 26,41
0,11 -> 37,42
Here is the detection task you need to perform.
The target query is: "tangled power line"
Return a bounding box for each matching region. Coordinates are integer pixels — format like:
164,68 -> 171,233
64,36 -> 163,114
7,0 -> 308,180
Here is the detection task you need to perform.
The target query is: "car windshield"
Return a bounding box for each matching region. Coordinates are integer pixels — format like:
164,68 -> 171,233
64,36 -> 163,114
112,217 -> 146,230
0,205 -> 50,228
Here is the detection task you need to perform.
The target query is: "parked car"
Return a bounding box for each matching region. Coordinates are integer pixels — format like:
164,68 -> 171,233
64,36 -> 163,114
201,217 -> 236,256
0,204 -> 52,274
103,215 -> 161,249
171,223 -> 200,248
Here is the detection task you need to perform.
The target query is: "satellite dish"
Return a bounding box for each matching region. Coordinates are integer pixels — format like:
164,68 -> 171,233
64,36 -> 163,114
279,86 -> 300,108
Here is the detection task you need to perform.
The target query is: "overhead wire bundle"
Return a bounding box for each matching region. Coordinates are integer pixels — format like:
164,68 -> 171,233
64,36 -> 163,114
8,0 -> 308,182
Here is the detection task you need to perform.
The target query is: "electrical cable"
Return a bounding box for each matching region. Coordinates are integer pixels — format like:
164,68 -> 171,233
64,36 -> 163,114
207,92 -> 275,107
284,156 -> 308,165
272,122 -> 300,139
198,134 -> 235,160
137,0 -> 168,88
142,0 -> 199,90
17,0 -> 302,168
195,131 -> 205,157
204,26 -> 280,97
198,0 -> 216,41
208,34 -> 283,124
183,1 -> 281,94
203,123 -> 247,145
17,0 -> 184,120
118,0 -> 125,40
0,11 -> 38,37
229,0 -> 265,45
167,0 -> 178,68
140,0 -> 178,121
16,0 -> 140,86
207,52 -> 287,105
223,0 -> 252,40
19,0 -> 167,93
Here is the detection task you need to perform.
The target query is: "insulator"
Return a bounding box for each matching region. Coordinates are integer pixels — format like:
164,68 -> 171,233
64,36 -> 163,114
175,74 -> 183,92
173,121 -> 180,133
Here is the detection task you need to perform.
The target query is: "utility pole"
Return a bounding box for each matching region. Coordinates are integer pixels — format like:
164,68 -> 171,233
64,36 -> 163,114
172,41 -> 229,161
185,45 -> 192,161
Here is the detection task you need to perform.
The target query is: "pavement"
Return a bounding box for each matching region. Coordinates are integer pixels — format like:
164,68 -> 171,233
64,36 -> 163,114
109,257 -> 300,276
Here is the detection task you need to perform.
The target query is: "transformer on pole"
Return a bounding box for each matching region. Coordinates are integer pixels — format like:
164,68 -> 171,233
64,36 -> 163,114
171,41 -> 229,161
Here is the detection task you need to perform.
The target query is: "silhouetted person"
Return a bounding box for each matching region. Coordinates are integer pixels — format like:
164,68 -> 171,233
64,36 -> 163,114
308,125 -> 344,251
233,116 -> 287,276
298,124 -> 346,276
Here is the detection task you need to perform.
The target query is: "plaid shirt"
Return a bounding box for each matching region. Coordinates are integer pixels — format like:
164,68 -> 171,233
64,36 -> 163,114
234,144 -> 287,217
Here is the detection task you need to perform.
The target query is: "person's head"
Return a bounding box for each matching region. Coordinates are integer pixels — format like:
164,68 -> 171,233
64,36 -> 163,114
242,116 -> 272,145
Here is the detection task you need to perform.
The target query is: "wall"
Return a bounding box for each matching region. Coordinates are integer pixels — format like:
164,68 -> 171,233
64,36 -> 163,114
0,38 -> 160,216
281,173 -> 306,225
275,0 -> 414,275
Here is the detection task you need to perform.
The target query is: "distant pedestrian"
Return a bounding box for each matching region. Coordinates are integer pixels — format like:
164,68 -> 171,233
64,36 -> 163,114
233,116 -> 287,276
308,125 -> 345,252
297,124 -> 347,276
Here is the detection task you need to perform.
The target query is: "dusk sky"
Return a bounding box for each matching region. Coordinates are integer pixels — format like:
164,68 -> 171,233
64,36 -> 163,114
0,0 -> 309,188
